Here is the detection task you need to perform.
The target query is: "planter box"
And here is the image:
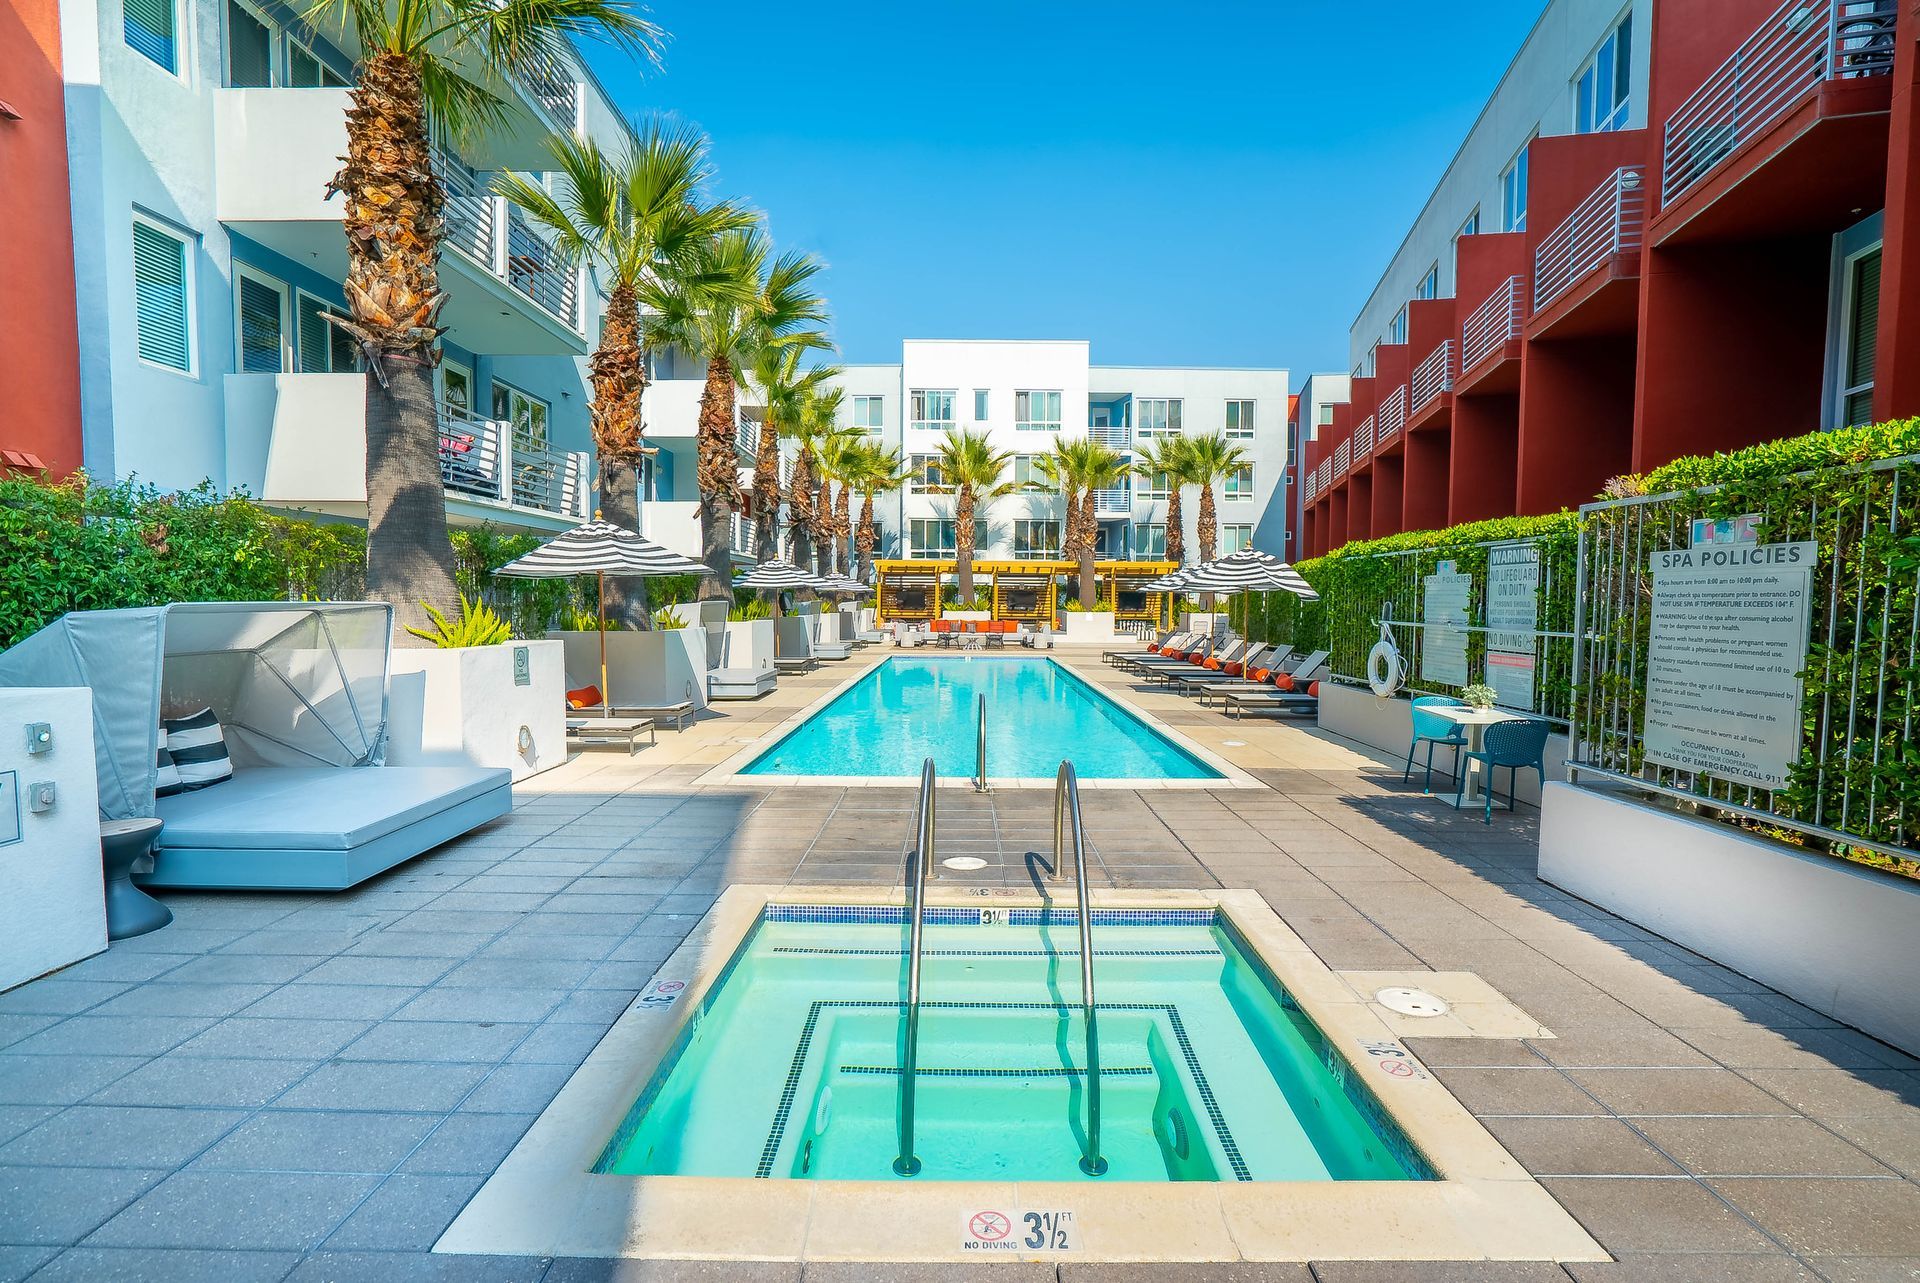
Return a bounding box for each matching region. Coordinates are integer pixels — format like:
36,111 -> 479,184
0,688 -> 105,991
1540,781 -> 1920,1055
1318,682 -> 1568,807
388,641 -> 566,781
546,629 -> 709,718
1058,611 -> 1118,645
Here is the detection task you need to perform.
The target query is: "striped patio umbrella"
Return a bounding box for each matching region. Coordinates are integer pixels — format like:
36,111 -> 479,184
734,559 -> 833,657
1141,567 -> 1195,593
1178,549 -> 1318,599
493,519 -> 713,717
815,573 -> 874,597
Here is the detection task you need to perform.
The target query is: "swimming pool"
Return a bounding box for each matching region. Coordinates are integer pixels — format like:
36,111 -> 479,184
594,906 -> 1431,1183
740,655 -> 1223,781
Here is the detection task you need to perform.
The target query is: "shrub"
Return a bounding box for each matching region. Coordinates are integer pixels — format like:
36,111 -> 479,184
405,594 -> 513,647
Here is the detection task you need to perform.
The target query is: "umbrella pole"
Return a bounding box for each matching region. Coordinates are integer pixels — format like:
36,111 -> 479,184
598,570 -> 610,718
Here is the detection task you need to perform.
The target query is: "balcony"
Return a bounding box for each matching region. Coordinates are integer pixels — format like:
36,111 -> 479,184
1660,0 -> 1895,237
1353,414 -> 1377,462
213,89 -> 589,357
1410,342 -> 1455,418
1530,167 -> 1646,336
1459,276 -> 1526,390
1376,385 -> 1408,447
1333,439 -> 1352,479
1092,484 -> 1133,517
1087,423 -> 1131,451
224,373 -> 589,531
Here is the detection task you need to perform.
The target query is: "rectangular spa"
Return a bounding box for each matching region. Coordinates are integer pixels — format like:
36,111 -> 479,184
740,655 -> 1223,781
594,906 -> 1431,1183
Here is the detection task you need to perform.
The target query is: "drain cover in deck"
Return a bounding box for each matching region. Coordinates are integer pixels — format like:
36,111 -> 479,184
941,856 -> 988,872
1375,987 -> 1450,1017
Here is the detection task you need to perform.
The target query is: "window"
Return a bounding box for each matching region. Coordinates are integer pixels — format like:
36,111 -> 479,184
973,388 -> 990,420
126,0 -> 181,73
1415,263 -> 1439,301
851,394 -> 884,428
492,380 -> 551,450
233,266 -> 287,373
442,362 -> 474,418
1012,519 -> 1061,558
1387,306 -> 1407,346
1365,343 -> 1378,376
1014,389 -> 1062,430
1224,466 -> 1254,501
1222,525 -> 1253,554
1224,399 -> 1256,438
1317,402 -> 1336,426
132,216 -> 194,373
1458,208 -> 1480,240
226,0 -> 272,86
1574,13 -> 1633,134
1500,143 -> 1531,232
1838,245 -> 1883,427
1140,469 -> 1172,500
286,37 -> 348,87
1012,454 -> 1049,489
909,389 -> 955,430
908,518 -> 956,558
1136,398 -> 1182,434
908,453 -> 946,491
1133,523 -> 1166,558
295,291 -> 357,373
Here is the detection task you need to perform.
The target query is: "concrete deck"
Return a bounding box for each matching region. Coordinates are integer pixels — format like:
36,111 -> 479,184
1,649 -> 1916,1282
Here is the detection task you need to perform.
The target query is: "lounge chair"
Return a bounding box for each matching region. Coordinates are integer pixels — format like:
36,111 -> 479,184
774,653 -> 817,674
613,678 -> 697,731
566,716 -> 655,755
1142,640 -> 1248,686
1192,647 -> 1304,705
1219,650 -> 1331,719
1105,630 -> 1171,665
1165,644 -> 1275,696
1112,634 -> 1202,674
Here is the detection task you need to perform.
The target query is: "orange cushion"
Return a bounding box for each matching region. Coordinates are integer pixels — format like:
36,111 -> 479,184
932,620 -> 951,632
1275,673 -> 1295,692
1248,667 -> 1271,682
1224,661 -> 1244,677
1308,681 -> 1321,697
1203,657 -> 1222,670
567,684 -> 602,709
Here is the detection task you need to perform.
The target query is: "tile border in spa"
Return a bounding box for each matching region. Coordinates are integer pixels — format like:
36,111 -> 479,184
692,652 -> 1266,791
435,885 -> 1607,1264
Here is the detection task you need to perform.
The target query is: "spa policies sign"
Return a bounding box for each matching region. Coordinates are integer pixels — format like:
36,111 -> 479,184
1641,539 -> 1816,791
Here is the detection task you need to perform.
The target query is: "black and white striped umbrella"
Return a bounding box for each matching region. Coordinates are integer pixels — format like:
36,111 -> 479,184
1141,568 -> 1196,593
1178,549 -> 1318,599
815,573 -> 873,597
733,559 -> 826,590
493,520 -> 713,579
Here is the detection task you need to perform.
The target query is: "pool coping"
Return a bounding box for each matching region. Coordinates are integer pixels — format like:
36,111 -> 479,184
692,652 -> 1265,791
436,885 -> 1608,1264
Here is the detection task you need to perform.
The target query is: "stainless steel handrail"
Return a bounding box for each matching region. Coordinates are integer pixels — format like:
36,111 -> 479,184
893,756 -> 937,1177
1055,760 -> 1107,1176
974,693 -> 988,791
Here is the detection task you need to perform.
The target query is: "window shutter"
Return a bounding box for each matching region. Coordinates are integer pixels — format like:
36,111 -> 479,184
236,274 -> 283,372
1847,249 -> 1882,393
125,0 -> 177,71
226,0 -> 272,86
133,221 -> 191,371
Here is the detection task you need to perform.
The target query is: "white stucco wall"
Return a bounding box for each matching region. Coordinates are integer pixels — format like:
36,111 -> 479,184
0,689 -> 107,992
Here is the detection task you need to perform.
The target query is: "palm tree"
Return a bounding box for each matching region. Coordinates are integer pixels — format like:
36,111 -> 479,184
305,0 -> 659,636
642,228 -> 829,595
783,384 -> 844,575
495,118 -> 749,627
1133,436 -> 1190,565
1039,438 -> 1125,607
930,428 -> 1015,601
849,440 -> 908,581
748,347 -> 836,564
1183,431 -> 1252,563
818,426 -> 865,577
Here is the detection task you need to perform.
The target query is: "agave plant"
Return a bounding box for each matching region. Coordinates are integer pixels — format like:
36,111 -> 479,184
652,606 -> 689,629
405,594 -> 512,647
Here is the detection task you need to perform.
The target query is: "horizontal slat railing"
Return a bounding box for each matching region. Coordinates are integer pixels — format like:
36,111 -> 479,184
1461,275 -> 1524,373
1411,342 -> 1454,413
1377,385 -> 1407,445
1534,167 -> 1645,313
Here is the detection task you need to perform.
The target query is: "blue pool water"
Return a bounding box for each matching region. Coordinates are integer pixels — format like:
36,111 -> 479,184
740,656 -> 1223,780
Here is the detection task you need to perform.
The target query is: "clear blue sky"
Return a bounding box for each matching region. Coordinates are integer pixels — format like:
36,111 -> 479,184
581,2 -> 1546,374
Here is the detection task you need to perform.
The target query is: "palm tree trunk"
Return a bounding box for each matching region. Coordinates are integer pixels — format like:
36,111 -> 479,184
1197,484 -> 1218,609
955,486 -> 976,600
835,485 -> 852,577
1165,487 -> 1185,565
811,479 -> 831,576
752,417 -> 781,562
856,493 -> 876,580
786,448 -> 815,573
591,284 -> 649,628
1076,489 -> 1097,608
332,50 -> 455,640
695,355 -> 738,598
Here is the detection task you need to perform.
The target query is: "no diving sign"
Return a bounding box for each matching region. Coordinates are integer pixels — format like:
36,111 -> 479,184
635,978 -> 685,1011
960,1208 -> 1078,1253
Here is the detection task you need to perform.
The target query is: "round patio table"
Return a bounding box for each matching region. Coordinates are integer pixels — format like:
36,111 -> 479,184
1425,705 -> 1524,810
100,818 -> 172,940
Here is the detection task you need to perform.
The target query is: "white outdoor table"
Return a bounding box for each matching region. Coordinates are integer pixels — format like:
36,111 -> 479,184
1426,705 -> 1525,809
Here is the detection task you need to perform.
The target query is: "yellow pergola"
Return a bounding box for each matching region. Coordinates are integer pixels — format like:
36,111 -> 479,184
873,558 -> 1180,629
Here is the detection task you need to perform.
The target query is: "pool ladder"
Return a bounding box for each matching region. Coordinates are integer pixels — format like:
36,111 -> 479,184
894,757 -> 1106,1178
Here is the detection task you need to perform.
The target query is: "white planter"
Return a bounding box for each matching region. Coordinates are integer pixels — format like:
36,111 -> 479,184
387,640 -> 566,781
547,628 -> 709,715
719,619 -> 776,671
0,689 -> 105,991
1059,611 -> 1118,645
1541,781 -> 1920,1055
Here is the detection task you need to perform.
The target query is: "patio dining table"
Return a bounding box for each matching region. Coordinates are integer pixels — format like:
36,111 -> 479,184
1425,705 -> 1525,810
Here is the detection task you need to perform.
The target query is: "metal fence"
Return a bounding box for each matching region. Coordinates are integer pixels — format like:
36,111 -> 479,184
1570,455 -> 1920,861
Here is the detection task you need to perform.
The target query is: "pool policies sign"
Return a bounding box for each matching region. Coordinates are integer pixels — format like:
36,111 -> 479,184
1640,539 -> 1816,791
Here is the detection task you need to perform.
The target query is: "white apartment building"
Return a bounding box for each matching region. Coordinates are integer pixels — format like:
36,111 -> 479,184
642,340 -> 1290,566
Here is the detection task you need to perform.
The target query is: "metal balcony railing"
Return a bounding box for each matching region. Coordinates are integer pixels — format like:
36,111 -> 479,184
437,405 -> 590,520
1377,385 -> 1407,445
1092,484 -> 1132,516
1411,341 -> 1455,413
512,47 -> 581,126
1333,439 -> 1351,479
436,146 -> 584,335
1662,0 -> 1896,207
1353,414 -> 1376,461
736,417 -> 761,456
1461,276 -> 1525,374
1087,423 -> 1131,450
437,148 -> 500,272
505,207 -> 581,329
1534,167 -> 1646,313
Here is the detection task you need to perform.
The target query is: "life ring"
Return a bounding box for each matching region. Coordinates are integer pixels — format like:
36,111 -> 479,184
1367,637 -> 1404,697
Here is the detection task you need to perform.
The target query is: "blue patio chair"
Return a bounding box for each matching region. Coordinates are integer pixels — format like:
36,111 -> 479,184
1404,695 -> 1467,793
1456,717 -> 1553,824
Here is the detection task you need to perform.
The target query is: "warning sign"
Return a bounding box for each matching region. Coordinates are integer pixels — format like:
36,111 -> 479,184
635,978 -> 686,1011
960,1208 -> 1079,1253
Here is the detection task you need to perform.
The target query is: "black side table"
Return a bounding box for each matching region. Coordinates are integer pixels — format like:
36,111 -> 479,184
99,818 -> 171,940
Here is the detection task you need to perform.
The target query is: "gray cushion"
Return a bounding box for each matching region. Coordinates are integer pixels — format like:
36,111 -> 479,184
156,765 -> 510,851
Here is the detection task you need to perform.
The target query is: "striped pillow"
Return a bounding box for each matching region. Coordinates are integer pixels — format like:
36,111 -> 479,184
161,708 -> 233,791
155,730 -> 184,797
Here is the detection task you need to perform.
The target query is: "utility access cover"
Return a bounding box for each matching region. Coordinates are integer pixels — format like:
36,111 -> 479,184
1375,986 -> 1450,1018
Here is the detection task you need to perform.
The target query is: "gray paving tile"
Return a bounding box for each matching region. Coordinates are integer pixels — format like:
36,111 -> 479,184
320,1173 -> 483,1249
87,1055 -> 316,1109
505,1021 -> 608,1065
0,1106 -> 245,1169
1562,1254 -> 1819,1282
0,1165 -> 164,1244
50,953 -> 185,984
27,1246 -> 300,1283
1565,1069 -> 1793,1117
1710,1176 -> 1920,1257
458,1062 -> 574,1114
283,1250 -> 551,1282
0,1017 -> 58,1051
83,1170 -> 379,1250
335,1021 -> 530,1064
238,985 -> 418,1022
294,957 -> 459,988
218,931 -> 375,957
1428,1067 -> 1599,1116
0,1055 -> 146,1105
273,1060 -> 489,1113
1056,1266 -> 1313,1282
174,1019 -> 373,1061
1481,1116 -> 1683,1176
387,988 -> 563,1024
1632,1116 -> 1894,1176
397,1112 -> 533,1175
194,1110 -> 440,1173
799,1265 -> 1054,1283
1536,1177 -> 1781,1254
152,955 -> 327,986
0,982 -> 131,1015
1306,1265 -> 1572,1282
0,1107 -> 56,1149
547,1262 -> 805,1283
90,983 -> 278,1019
6,1016 -> 215,1059
0,1246 -> 57,1283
